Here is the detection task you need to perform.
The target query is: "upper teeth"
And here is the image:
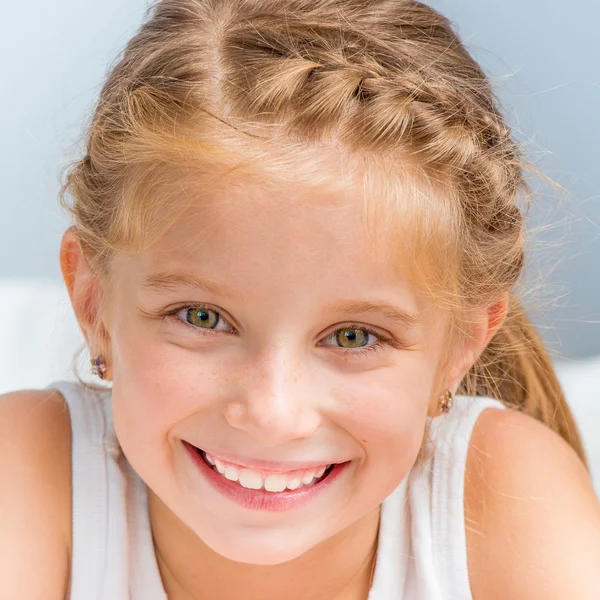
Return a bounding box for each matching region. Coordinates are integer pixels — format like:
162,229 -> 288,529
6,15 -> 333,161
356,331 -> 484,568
203,452 -> 331,492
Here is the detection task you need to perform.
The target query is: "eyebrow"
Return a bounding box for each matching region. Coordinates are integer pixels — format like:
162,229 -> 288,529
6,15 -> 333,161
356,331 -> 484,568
142,271 -> 421,328
142,271 -> 243,301
324,300 -> 421,329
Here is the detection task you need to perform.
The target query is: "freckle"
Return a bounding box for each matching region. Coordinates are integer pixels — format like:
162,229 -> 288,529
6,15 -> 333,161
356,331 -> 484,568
362,440 -> 367,444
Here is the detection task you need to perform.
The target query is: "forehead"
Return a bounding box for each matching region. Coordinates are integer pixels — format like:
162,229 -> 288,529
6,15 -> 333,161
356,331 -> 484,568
126,177 -> 427,314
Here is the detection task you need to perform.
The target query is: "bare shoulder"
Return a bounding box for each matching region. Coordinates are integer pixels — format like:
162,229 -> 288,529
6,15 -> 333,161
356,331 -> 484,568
0,388 -> 72,599
464,405 -> 600,600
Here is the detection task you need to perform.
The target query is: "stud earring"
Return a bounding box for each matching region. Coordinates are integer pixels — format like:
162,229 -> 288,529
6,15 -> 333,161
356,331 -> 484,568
90,356 -> 107,380
439,389 -> 453,414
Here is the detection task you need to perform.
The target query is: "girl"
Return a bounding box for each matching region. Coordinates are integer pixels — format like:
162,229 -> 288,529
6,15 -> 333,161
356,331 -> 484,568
2,0 -> 600,598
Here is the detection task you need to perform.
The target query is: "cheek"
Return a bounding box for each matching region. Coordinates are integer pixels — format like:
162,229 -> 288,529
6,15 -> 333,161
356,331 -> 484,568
328,358 -> 434,465
109,341 -> 235,500
108,323 -> 233,458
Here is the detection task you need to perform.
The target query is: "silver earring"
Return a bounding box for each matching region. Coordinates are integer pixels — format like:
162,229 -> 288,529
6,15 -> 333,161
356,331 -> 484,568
440,389 -> 453,414
90,356 -> 107,380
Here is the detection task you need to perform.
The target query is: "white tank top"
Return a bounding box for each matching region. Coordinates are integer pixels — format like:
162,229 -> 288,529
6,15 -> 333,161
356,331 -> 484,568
49,380 -> 506,599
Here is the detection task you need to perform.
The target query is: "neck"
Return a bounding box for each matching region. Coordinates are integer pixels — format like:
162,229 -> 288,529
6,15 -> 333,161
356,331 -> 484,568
148,490 -> 380,600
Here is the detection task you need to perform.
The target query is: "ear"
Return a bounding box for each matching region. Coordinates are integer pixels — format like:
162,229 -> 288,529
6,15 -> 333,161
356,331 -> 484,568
60,227 -> 112,377
446,293 -> 510,392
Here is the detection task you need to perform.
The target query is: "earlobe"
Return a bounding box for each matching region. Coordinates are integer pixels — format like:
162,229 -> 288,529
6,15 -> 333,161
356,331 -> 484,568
443,294 -> 510,393
59,227 -> 106,350
467,294 -> 510,369
59,226 -> 82,301
484,293 -> 510,346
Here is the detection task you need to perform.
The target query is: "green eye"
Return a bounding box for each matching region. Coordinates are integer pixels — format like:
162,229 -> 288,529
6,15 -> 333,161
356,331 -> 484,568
336,328 -> 369,349
185,308 -> 219,329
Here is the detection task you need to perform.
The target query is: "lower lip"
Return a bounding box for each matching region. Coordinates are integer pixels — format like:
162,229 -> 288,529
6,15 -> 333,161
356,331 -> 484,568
183,441 -> 350,512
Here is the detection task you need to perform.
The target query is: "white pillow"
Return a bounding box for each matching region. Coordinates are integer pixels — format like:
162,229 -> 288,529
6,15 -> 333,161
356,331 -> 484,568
0,279 -> 84,393
555,357 -> 600,497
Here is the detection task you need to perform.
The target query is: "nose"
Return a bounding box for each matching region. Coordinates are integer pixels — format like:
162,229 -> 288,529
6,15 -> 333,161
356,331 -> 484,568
223,348 -> 322,447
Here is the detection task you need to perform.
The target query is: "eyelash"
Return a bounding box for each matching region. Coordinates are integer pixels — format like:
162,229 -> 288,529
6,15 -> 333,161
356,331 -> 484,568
162,303 -> 401,357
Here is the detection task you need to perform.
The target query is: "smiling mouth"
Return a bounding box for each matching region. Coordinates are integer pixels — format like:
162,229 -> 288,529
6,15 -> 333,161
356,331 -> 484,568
194,446 -> 336,493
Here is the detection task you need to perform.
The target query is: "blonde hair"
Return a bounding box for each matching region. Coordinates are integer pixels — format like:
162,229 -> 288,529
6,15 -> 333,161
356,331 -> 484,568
60,0 -> 587,467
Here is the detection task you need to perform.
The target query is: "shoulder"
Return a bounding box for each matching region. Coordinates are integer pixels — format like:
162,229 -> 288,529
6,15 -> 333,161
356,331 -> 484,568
465,405 -> 600,600
0,389 -> 72,598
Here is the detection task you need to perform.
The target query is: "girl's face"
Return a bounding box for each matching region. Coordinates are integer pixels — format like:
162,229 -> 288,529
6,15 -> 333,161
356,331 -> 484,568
101,179 -> 459,565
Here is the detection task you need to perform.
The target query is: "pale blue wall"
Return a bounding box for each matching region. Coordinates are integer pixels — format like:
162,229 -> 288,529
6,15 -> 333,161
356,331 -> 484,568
0,1 -> 150,278
1,0 -> 599,358
428,1 -> 600,359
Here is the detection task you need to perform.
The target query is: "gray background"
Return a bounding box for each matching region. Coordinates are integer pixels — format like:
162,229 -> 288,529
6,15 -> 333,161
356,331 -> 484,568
2,0 -> 599,359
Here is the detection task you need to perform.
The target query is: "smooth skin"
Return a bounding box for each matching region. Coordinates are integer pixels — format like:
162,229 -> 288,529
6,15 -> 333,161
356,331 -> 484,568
1,178 -> 600,599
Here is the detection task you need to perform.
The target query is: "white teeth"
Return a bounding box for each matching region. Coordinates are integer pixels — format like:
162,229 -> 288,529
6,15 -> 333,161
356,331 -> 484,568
224,465 -> 239,481
301,470 -> 317,485
264,474 -> 289,493
201,450 -> 333,493
238,470 -> 263,490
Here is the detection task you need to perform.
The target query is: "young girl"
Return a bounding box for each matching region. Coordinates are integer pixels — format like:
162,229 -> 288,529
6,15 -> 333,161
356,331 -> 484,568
2,0 -> 600,598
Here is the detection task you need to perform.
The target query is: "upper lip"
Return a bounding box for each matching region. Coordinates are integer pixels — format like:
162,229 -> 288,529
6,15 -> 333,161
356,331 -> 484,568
184,441 -> 341,473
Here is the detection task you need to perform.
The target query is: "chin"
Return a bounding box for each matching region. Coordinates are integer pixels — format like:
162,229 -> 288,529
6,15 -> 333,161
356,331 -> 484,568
190,518 -> 325,565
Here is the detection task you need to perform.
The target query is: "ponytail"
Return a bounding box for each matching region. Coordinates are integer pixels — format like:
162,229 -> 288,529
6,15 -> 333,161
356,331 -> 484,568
458,294 -> 589,470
